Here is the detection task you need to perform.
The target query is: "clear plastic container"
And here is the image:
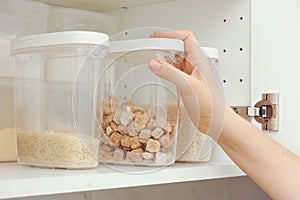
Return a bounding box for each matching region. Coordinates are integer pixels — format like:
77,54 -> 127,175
176,47 -> 220,163
96,38 -> 184,166
11,31 -> 109,169
48,6 -> 120,35
0,78 -> 16,162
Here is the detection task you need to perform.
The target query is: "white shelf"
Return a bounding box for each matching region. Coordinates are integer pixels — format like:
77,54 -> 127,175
0,162 -> 244,199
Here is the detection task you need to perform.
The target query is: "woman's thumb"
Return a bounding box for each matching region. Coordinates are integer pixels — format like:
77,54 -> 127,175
148,59 -> 191,91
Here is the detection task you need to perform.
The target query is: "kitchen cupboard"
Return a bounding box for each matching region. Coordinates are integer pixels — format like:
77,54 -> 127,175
0,0 -> 299,199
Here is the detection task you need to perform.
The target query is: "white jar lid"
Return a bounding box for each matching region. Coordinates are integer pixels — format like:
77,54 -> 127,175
109,38 -> 219,60
11,31 -> 109,54
109,38 -> 184,53
201,47 -> 219,60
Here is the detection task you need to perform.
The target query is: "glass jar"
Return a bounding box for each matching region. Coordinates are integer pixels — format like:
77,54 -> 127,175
176,47 -> 220,163
96,38 -> 184,166
11,31 -> 109,169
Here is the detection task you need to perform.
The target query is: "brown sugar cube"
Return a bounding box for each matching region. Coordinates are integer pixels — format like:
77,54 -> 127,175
151,127 -> 164,140
105,126 -> 113,136
120,135 -> 131,149
143,152 -> 154,160
123,105 -> 132,113
128,130 -> 138,137
147,118 -> 158,129
105,114 -> 113,123
156,117 -> 167,129
159,134 -> 170,149
109,132 -> 122,147
126,148 -> 143,163
127,122 -> 139,137
155,152 -> 171,165
102,120 -> 109,129
101,133 -> 114,146
117,125 -> 127,135
122,146 -> 132,151
163,122 -> 172,134
103,98 -> 117,115
113,149 -> 125,161
146,139 -> 161,153
103,106 -> 113,115
132,148 -> 143,153
139,138 -> 148,145
110,122 -> 118,131
120,101 -> 134,110
131,137 -> 142,149
132,106 -> 145,113
139,129 -> 151,139
135,113 -> 149,128
120,110 -> 134,126
113,108 -> 122,125
134,121 -> 145,132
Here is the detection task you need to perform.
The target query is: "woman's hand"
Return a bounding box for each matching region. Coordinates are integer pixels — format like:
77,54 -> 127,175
148,30 -> 226,138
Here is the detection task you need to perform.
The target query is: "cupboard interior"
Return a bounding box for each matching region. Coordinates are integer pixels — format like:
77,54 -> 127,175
32,0 -> 252,163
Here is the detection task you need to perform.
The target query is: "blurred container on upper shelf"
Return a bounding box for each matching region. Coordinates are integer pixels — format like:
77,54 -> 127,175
176,47 -> 221,163
11,31 -> 109,169
48,5 -> 120,35
96,37 -> 184,167
0,0 -> 49,38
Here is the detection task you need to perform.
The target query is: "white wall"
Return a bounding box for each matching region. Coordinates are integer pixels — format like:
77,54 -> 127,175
110,0 -> 252,107
252,0 -> 300,155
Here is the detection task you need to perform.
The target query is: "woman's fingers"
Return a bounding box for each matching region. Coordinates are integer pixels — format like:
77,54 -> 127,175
150,30 -> 207,71
148,59 -> 193,94
150,30 -> 189,40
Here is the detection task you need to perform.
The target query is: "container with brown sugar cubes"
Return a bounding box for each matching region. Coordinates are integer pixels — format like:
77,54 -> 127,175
96,38 -> 184,166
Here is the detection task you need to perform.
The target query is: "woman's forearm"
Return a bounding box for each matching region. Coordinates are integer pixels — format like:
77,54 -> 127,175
218,106 -> 300,200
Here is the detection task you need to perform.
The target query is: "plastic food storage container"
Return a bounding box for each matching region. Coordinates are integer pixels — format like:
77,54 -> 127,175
96,38 -> 184,166
176,47 -> 220,163
0,78 -> 16,162
0,1 -> 48,163
11,31 -> 109,169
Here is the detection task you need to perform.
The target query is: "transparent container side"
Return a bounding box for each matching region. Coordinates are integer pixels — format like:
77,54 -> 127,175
97,49 -> 181,167
176,56 -> 221,163
0,78 -> 17,162
13,41 -> 108,169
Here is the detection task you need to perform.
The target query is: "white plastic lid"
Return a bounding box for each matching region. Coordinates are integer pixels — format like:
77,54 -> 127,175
109,38 -> 218,60
11,31 -> 109,54
109,38 -> 184,53
201,47 -> 219,60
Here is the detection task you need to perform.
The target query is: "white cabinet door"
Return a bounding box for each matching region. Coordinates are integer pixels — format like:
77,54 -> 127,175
252,0 -> 300,155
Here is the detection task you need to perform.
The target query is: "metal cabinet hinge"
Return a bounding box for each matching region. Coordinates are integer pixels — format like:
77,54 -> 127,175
231,93 -> 279,131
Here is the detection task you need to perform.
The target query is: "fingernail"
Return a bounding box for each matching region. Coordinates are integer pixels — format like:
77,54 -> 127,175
149,60 -> 161,71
